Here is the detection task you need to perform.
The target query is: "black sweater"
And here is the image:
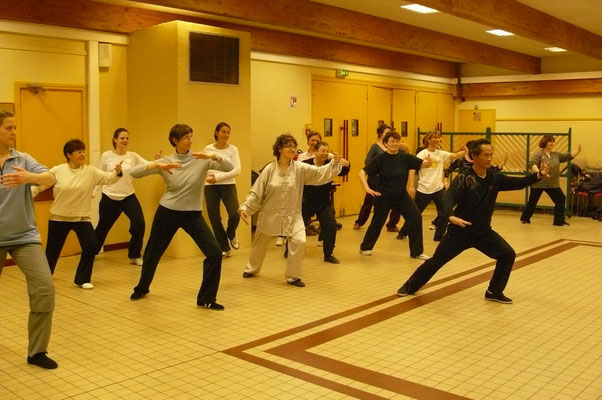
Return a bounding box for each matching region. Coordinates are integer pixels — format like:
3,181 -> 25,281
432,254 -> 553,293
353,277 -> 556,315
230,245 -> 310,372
444,168 -> 540,235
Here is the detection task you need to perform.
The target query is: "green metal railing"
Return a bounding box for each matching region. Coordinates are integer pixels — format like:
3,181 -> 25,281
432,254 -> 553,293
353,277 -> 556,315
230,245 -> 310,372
417,127 -> 574,216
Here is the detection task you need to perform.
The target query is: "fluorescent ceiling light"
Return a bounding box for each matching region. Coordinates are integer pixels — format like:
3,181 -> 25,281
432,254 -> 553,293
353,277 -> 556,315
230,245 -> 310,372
401,4 -> 438,14
545,47 -> 567,52
486,29 -> 514,36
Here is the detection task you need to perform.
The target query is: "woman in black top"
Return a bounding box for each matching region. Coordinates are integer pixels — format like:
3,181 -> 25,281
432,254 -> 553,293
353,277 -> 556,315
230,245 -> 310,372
358,131 -> 432,259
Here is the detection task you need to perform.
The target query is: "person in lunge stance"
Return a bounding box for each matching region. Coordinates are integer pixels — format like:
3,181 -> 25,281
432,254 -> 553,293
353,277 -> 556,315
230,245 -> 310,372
396,139 -> 549,304
128,124 -> 232,310
0,109 -> 58,369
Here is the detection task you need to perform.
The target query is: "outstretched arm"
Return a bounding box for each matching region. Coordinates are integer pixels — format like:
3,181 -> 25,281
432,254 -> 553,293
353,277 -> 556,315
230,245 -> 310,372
0,166 -> 55,188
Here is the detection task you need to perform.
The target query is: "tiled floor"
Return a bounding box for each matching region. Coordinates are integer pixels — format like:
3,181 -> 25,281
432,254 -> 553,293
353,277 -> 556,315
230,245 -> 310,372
1,210 -> 601,399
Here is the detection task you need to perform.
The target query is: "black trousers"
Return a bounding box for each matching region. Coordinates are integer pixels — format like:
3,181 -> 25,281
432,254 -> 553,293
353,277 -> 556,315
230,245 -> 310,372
302,204 -> 337,257
204,184 -> 240,252
400,189 -> 447,241
360,193 -> 424,257
46,220 -> 97,285
403,228 -> 516,295
95,193 -> 145,259
520,187 -> 566,225
134,206 -> 222,304
355,176 -> 401,228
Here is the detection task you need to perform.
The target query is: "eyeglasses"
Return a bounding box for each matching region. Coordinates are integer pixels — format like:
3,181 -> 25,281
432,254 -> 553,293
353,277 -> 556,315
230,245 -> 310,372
282,144 -> 297,149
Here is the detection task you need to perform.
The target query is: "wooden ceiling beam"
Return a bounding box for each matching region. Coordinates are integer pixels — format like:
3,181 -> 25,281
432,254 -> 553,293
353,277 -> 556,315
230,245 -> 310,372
414,0 -> 602,60
132,0 -> 540,73
0,0 -> 456,77
459,78 -> 602,98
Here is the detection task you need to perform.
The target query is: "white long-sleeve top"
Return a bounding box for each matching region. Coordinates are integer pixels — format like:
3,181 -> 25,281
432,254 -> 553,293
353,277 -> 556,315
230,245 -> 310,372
33,163 -> 120,221
98,150 -> 148,200
240,159 -> 342,236
202,143 -> 241,185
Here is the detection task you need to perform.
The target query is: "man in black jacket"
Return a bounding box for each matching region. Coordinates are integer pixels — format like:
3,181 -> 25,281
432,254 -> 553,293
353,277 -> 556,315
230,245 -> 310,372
396,139 -> 548,304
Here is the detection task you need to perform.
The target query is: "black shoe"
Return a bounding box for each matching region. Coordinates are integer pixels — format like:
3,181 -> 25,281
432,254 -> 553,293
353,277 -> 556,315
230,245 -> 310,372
287,278 -> 305,287
396,282 -> 411,297
336,222 -> 342,230
198,302 -> 225,310
520,220 -> 531,224
484,290 -> 513,304
27,353 -> 58,369
242,272 -> 255,278
553,221 -> 570,226
396,232 -> 407,240
130,291 -> 146,301
324,255 -> 340,264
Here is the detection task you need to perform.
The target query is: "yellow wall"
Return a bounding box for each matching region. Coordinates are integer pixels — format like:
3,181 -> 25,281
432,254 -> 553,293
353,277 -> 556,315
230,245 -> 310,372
128,21 -> 252,257
456,95 -> 602,167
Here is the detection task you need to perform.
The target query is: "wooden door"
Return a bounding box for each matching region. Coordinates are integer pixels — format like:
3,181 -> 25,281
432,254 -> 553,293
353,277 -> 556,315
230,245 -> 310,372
392,89 -> 417,153
311,80 -> 368,216
368,86 -> 392,147
16,84 -> 87,256
415,91 -> 437,151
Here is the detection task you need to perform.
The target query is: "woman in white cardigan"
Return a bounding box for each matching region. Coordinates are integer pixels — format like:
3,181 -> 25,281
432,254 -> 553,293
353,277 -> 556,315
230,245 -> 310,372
33,139 -> 122,289
202,122 -> 241,258
95,128 -> 148,266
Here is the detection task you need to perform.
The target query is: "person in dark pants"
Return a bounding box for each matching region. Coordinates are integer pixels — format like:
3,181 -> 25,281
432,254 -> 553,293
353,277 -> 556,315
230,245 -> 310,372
302,141 -> 350,264
397,139 -> 548,304
128,124 -> 233,310
95,128 -> 148,266
520,135 -> 581,226
354,124 -> 406,232
359,130 -> 432,259
32,139 -> 123,289
203,122 -> 241,258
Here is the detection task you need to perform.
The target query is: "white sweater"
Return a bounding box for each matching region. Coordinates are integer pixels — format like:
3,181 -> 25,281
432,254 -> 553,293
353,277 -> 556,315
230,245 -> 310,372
33,163 -> 120,220
202,143 -> 241,185
98,150 -> 148,200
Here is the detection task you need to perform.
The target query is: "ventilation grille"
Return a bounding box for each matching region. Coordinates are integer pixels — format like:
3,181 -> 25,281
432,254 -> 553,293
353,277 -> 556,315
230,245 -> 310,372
189,32 -> 239,85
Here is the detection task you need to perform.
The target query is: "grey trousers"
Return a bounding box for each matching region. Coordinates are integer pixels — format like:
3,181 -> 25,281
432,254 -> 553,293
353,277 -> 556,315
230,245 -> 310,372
0,243 -> 55,357
244,230 -> 305,279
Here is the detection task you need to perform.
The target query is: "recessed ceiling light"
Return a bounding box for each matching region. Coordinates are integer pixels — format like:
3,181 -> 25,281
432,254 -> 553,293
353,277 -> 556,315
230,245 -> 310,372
486,29 -> 514,36
401,4 -> 438,14
545,47 -> 567,52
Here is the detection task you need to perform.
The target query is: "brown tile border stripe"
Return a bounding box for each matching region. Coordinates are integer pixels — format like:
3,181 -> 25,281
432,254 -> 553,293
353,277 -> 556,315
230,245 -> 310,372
224,240 -> 601,400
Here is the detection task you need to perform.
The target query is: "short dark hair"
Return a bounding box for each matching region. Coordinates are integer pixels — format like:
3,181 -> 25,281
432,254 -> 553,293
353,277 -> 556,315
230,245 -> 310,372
539,135 -> 555,148
112,127 -> 129,148
272,134 -> 297,158
63,139 -> 86,162
169,124 -> 193,147
0,109 -> 14,126
312,140 -> 329,152
306,131 -> 322,143
383,130 -> 401,145
214,122 -> 231,140
468,139 -> 491,159
377,124 -> 390,138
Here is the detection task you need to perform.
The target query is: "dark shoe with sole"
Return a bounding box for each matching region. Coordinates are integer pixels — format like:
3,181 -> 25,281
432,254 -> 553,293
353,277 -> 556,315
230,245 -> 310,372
27,353 -> 58,369
520,220 -> 531,224
485,290 -> 513,304
242,272 -> 255,278
396,282 -> 411,297
553,221 -> 570,226
396,232 -> 407,240
386,226 -> 399,232
324,255 -> 340,264
198,302 -> 225,310
130,291 -> 146,301
287,278 -> 305,287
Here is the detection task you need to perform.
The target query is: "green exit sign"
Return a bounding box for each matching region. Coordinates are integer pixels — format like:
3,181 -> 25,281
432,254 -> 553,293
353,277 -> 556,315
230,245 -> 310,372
336,69 -> 349,78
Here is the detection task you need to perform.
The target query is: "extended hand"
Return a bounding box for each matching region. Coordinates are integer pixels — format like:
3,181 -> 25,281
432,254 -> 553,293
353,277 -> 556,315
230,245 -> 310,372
239,210 -> 249,225
206,174 -> 217,184
449,216 -> 472,228
114,161 -> 123,175
366,188 -> 381,197
539,161 -> 550,177
192,152 -> 221,162
154,150 -> 163,160
0,166 -> 32,187
422,156 -> 433,168
157,163 -> 182,175
408,186 -> 416,198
